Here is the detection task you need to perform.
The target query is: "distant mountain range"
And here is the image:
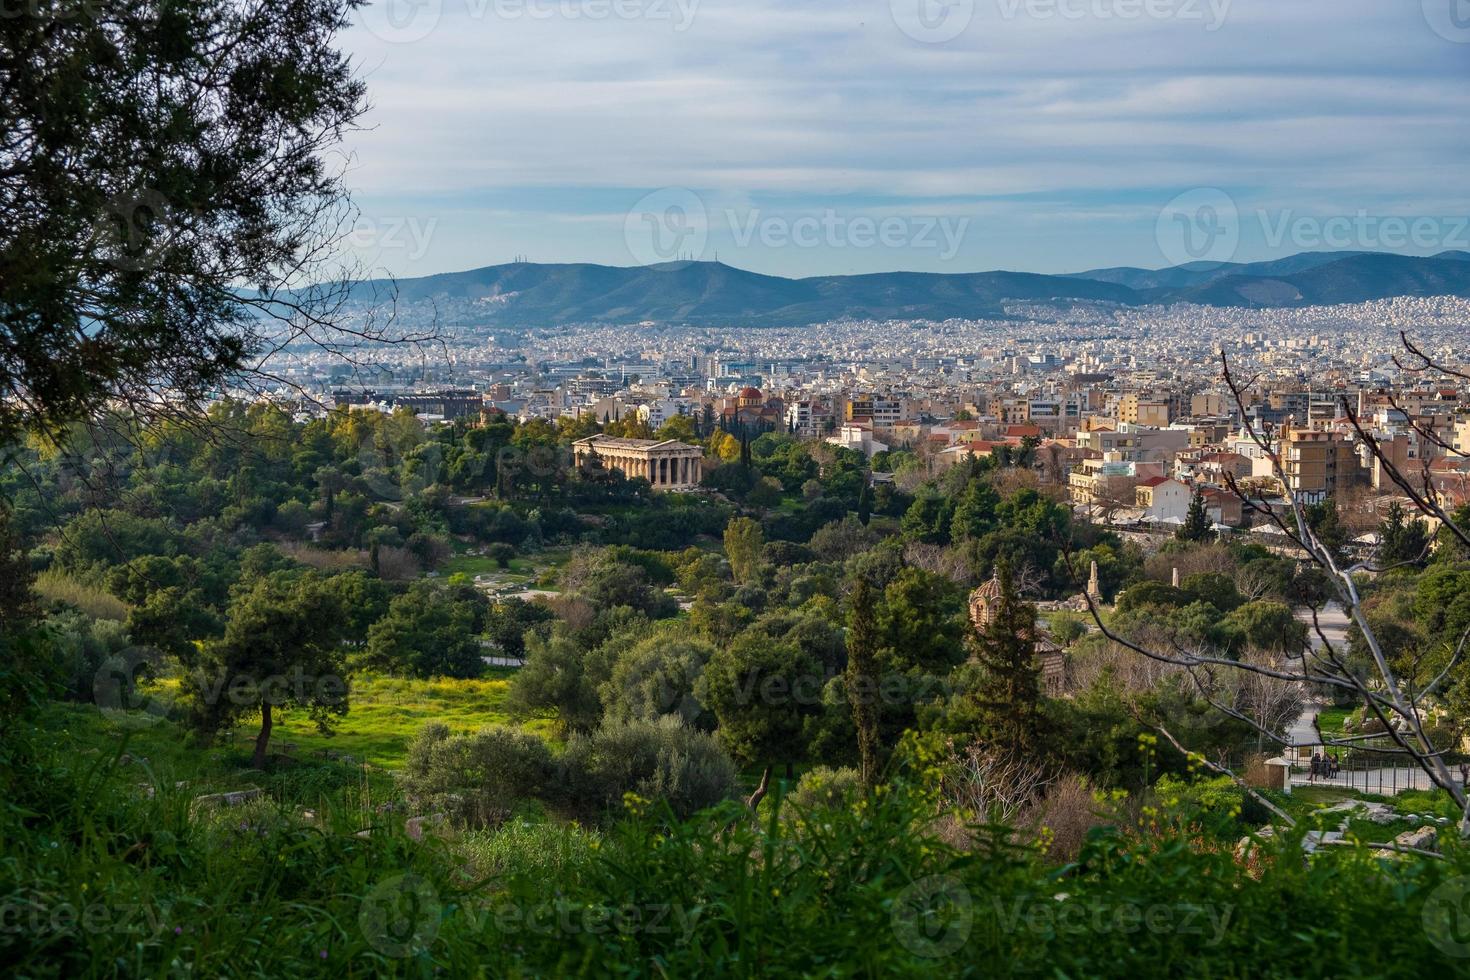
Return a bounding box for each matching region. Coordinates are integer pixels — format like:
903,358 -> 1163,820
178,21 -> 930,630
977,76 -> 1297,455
341,250 -> 1470,327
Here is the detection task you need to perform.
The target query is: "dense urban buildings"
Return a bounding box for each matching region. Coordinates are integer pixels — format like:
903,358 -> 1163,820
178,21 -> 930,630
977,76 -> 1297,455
254,291 -> 1470,536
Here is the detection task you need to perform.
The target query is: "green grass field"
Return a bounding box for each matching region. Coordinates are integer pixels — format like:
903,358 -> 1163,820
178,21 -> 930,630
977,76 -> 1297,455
231,672 -> 557,768
441,553 -> 535,578
134,670 -> 554,770
1315,706 -> 1354,738
440,545 -> 570,582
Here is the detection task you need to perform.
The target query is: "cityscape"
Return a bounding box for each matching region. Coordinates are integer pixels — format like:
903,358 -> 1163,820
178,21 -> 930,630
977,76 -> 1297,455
4,0 -> 1470,976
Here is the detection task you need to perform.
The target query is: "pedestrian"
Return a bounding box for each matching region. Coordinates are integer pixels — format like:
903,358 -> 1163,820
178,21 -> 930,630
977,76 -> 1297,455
1310,752 -> 1320,782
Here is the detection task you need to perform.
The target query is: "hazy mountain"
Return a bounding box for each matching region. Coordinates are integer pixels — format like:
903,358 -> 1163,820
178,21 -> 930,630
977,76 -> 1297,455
341,252 -> 1470,326
345,261 -> 1135,326
1068,251 -> 1373,291
1154,253 -> 1470,307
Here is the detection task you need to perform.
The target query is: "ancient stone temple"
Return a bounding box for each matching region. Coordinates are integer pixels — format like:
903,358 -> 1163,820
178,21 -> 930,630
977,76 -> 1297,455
967,573 -> 1067,696
571,435 -> 704,491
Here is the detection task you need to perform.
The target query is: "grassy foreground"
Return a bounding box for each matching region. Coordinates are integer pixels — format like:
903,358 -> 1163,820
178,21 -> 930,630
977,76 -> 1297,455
5,699 -> 1470,977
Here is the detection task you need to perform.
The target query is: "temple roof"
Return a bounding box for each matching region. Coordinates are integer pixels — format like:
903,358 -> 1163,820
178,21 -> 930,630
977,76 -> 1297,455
573,435 -> 701,452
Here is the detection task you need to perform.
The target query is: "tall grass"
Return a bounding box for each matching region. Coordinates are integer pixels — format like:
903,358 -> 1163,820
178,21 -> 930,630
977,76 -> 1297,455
33,569 -> 129,621
4,703 -> 1468,976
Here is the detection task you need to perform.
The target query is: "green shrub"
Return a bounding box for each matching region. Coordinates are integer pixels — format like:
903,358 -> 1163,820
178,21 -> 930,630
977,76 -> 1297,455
559,716 -> 739,819
790,766 -> 861,810
486,542 -> 517,568
398,722 -> 555,827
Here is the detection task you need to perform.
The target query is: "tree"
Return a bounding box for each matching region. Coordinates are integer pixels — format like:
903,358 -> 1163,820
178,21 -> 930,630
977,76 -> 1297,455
697,631 -> 821,774
484,597 -> 554,662
508,629 -> 605,734
127,587 -> 222,664
1,0 -> 372,444
600,633 -> 715,729
1218,601 -> 1307,655
724,516 -> 764,585
967,562 -> 1043,759
950,480 -> 1000,542
194,571 -> 349,768
1177,489 -> 1215,543
845,577 -> 881,791
656,414 -> 697,443
876,568 -> 966,675
0,504 -> 38,630
901,489 -> 953,545
1378,501 -> 1430,568
364,582 -> 487,679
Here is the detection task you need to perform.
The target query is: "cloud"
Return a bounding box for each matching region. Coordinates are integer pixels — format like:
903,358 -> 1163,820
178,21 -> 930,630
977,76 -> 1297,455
334,0 -> 1470,275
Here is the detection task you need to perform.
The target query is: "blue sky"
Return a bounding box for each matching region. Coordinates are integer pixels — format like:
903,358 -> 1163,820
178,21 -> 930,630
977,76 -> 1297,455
334,0 -> 1470,280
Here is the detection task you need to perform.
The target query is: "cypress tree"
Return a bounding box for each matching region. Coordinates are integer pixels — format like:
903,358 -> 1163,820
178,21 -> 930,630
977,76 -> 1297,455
846,576 -> 882,791
968,561 -> 1043,759
1178,488 -> 1215,543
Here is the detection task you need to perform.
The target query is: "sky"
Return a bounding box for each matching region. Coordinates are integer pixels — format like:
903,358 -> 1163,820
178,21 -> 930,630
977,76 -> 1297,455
333,0 -> 1470,281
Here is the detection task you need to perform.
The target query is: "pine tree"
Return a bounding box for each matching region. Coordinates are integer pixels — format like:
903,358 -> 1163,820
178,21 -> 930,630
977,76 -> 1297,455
968,561 -> 1043,759
1177,488 -> 1215,543
1379,501 -> 1429,567
846,576 -> 881,791
0,504 -> 38,630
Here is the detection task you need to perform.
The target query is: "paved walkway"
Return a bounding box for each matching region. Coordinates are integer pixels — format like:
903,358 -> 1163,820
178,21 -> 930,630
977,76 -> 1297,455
1285,701 -> 1322,749
1298,601 -> 1350,653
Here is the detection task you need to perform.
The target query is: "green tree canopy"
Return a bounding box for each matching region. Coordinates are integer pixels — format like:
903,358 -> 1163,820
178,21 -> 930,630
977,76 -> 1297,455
1,0 -> 368,444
